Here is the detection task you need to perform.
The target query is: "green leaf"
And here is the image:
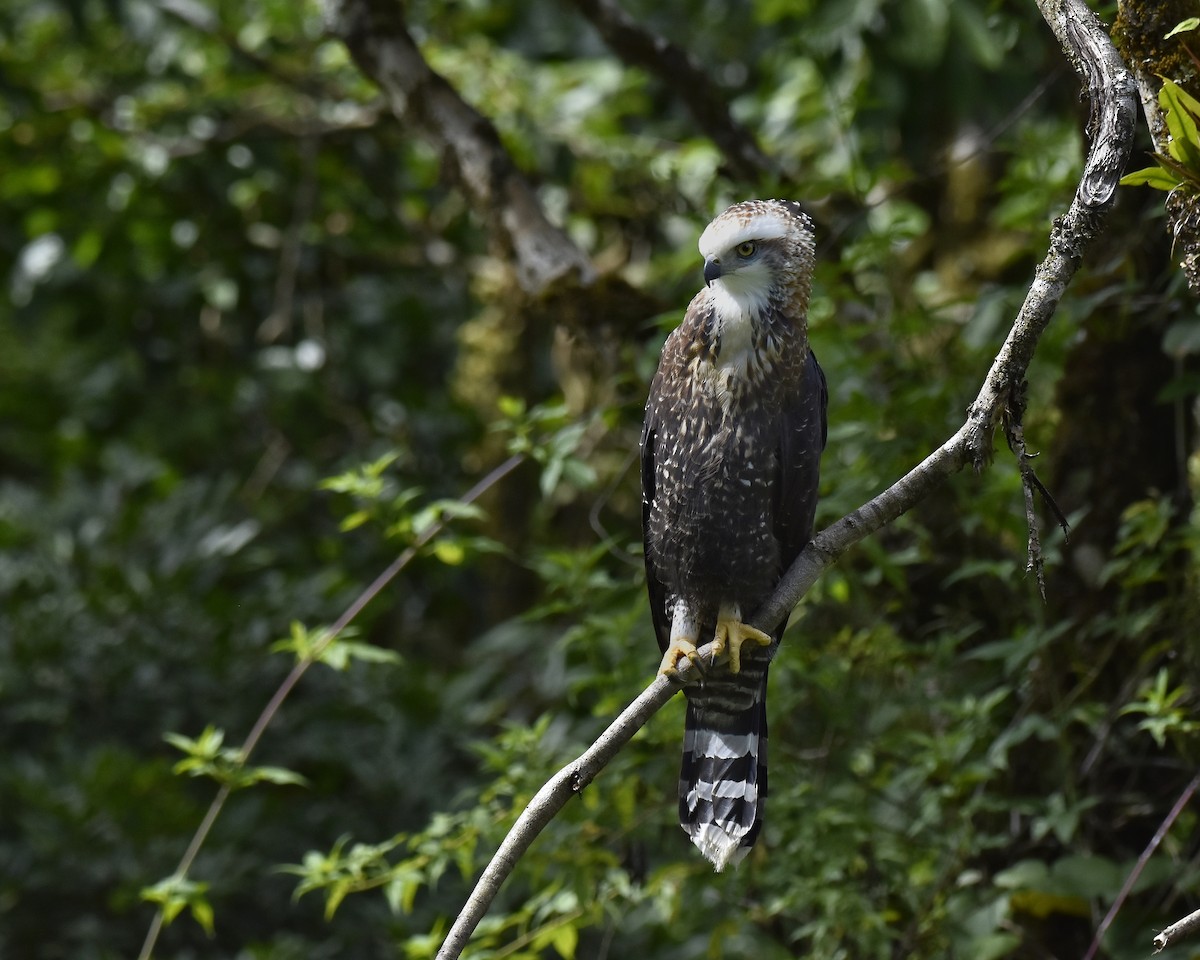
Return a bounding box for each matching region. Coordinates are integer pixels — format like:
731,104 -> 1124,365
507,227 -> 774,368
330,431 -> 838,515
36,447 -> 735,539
327,641 -> 402,668
1118,164 -> 1181,190
432,539 -> 466,565
968,933 -> 1023,960
140,875 -> 214,936
191,898 -> 215,937
550,921 -> 578,959
249,765 -> 310,787
994,859 -> 1051,889
1165,17 -> 1200,39
340,509 -> 372,532
270,622 -> 395,672
325,880 -> 350,920
539,457 -> 563,497
1160,79 -> 1200,171
1162,317 -> 1200,357
496,395 -> 525,419
385,868 -> 423,914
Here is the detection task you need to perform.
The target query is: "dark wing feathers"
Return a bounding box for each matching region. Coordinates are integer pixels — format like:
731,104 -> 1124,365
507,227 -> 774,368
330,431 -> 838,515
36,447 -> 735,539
640,382 -> 670,654
772,349 -> 828,574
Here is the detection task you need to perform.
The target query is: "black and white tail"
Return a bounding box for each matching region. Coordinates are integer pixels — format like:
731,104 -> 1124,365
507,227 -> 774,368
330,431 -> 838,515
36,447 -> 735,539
678,672 -> 769,872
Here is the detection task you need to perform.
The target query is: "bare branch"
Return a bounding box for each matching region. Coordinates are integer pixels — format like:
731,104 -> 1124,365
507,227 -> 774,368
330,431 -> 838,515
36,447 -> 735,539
1155,905 -> 1200,953
570,0 -> 775,182
433,3 -> 1137,957
328,0 -> 594,295
1113,0 -> 1177,155
435,670 -> 684,960
761,0 -> 1135,631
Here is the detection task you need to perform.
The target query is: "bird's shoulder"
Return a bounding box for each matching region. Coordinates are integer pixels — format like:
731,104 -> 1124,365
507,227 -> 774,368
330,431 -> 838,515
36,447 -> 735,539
650,294 -> 715,386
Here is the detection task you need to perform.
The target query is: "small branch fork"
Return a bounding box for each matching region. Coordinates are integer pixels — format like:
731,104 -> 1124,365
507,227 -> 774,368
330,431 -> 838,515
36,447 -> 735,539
1002,378 -> 1070,601
436,3 -> 1137,958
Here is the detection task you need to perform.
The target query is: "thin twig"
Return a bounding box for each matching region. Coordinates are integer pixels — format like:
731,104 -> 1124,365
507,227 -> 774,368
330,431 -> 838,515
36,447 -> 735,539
1003,379 -> 1050,599
137,454 -> 526,960
1155,904 -> 1200,953
258,134 -> 320,344
434,2 -> 1136,956
1083,769 -> 1200,960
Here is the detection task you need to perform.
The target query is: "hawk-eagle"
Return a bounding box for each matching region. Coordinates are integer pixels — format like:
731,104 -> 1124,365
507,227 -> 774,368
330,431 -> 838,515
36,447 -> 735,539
641,199 -> 828,871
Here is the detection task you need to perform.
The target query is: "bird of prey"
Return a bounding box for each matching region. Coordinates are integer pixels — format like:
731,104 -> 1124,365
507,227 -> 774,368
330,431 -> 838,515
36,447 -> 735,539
640,199 -> 828,871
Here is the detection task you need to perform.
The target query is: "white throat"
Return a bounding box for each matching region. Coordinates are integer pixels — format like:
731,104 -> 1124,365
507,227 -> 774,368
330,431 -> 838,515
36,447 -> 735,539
709,279 -> 768,365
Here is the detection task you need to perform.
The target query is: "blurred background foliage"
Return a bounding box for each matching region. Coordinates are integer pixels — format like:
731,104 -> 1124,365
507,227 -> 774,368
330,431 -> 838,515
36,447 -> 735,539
2,0 -> 1199,957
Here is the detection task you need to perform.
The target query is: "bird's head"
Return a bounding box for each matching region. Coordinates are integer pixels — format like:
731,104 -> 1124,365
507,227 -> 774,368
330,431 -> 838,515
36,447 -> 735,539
697,199 -> 816,315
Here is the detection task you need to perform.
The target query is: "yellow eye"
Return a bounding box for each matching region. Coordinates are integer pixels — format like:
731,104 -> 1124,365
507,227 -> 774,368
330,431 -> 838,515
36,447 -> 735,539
736,241 -> 756,257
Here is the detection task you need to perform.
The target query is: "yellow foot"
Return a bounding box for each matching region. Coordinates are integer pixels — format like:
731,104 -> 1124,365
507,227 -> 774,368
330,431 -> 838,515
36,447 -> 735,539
712,618 -> 772,674
658,637 -> 701,679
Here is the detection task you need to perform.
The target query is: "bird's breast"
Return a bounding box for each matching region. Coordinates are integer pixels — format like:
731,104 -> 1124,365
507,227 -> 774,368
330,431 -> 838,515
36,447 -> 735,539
648,395 -> 782,603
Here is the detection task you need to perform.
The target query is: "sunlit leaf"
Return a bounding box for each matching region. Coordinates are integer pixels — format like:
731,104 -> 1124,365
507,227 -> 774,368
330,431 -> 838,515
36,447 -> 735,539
1160,79 -> 1200,171
1165,17 -> 1200,38
1118,164 -> 1181,190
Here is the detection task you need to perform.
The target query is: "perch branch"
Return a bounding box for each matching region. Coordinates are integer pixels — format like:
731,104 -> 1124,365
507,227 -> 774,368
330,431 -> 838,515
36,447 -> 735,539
1155,905 -> 1200,954
436,5 -> 1136,956
570,0 -> 775,182
762,0 -> 1134,631
435,670 -> 685,960
328,0 -> 593,295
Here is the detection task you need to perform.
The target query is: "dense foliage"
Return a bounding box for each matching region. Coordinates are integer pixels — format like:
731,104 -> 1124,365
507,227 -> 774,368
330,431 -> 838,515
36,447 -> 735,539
2,0 -> 1198,958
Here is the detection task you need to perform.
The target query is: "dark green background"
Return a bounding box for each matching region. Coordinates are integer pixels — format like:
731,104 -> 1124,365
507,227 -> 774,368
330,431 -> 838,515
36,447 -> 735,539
2,0 -> 1198,957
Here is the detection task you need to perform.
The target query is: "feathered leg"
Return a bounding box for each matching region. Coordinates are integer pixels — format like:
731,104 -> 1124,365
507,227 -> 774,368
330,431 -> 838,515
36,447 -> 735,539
658,597 -> 701,677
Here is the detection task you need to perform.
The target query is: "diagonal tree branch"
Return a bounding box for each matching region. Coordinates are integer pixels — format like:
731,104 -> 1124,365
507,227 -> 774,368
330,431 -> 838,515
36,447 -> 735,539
434,2 -> 1136,958
570,0 -> 776,182
328,0 -> 594,296
758,0 -> 1135,634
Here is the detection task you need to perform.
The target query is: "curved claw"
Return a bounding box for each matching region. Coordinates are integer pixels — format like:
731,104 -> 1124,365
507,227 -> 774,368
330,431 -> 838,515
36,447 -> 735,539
712,618 -> 772,674
658,637 -> 701,680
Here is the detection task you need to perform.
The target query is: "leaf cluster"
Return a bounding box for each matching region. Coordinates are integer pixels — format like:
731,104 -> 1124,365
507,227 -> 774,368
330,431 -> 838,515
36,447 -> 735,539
1121,79 -> 1200,191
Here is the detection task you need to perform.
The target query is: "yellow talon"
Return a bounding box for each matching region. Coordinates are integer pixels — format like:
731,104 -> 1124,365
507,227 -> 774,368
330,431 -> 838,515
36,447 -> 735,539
712,618 -> 772,674
658,637 -> 701,678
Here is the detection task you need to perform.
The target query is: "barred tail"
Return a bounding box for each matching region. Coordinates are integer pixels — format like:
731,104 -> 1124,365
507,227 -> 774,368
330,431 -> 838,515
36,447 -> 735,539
678,676 -> 768,872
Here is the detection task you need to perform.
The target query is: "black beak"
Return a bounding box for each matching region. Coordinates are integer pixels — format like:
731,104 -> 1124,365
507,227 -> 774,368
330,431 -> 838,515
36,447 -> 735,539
703,258 -> 722,287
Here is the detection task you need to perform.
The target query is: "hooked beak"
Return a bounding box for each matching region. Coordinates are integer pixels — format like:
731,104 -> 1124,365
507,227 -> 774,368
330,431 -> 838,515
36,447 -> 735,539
703,258 -> 722,287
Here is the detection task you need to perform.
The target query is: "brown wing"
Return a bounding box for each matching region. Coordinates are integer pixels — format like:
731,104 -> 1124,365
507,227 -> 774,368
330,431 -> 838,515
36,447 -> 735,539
773,348 -> 828,571
641,362 -> 671,655
640,295 -> 713,655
